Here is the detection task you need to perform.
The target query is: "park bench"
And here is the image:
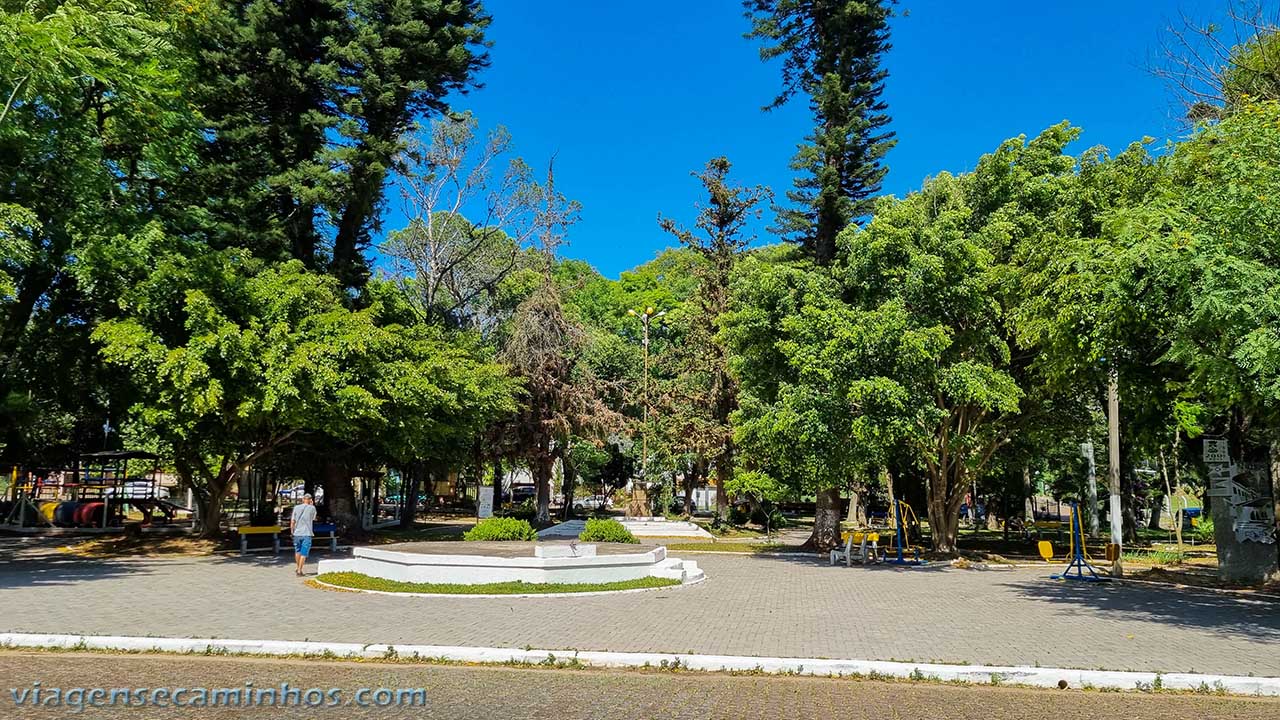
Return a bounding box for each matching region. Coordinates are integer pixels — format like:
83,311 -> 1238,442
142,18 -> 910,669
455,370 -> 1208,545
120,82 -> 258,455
237,523 -> 339,554
830,529 -> 882,566
1030,520 -> 1064,540
235,525 -> 281,554
309,523 -> 339,552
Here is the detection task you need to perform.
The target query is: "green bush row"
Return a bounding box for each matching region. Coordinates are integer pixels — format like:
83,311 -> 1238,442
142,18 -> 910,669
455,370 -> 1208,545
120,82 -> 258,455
578,518 -> 638,544
464,516 -> 537,541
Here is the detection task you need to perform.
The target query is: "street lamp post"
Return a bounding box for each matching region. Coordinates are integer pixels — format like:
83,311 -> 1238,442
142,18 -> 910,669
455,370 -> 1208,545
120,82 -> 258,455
626,306 -> 665,517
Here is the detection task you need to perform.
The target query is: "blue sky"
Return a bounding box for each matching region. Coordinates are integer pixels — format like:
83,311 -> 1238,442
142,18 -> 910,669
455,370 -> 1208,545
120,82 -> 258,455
385,0 -> 1225,278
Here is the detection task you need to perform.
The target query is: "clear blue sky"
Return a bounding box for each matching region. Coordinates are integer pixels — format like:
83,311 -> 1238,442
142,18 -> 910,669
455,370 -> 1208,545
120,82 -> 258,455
385,0 -> 1226,278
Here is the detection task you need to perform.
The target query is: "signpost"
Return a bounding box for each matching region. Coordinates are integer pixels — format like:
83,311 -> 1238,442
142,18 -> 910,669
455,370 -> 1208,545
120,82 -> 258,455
477,486 -> 494,519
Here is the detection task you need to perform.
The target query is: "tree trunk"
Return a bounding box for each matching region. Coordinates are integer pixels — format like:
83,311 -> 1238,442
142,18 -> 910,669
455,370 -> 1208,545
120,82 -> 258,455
1147,494 -> 1164,531
714,452 -> 730,520
191,466 -> 236,540
561,452 -> 577,521
683,459 -> 700,516
399,463 -> 421,529
492,458 -> 504,507
846,478 -> 867,526
197,489 -> 228,540
322,460 -> 358,532
1271,436 -> 1280,578
926,469 -> 966,555
803,487 -> 843,551
1022,466 -> 1033,521
535,454 -> 553,524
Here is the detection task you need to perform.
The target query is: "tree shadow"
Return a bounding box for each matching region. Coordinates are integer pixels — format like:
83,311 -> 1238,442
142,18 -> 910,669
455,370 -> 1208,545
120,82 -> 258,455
1001,577 -> 1280,640
0,538 -> 160,589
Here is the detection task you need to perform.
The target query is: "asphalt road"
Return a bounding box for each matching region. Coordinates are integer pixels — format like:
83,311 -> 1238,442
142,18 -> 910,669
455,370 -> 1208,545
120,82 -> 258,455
1,652 -> 1276,720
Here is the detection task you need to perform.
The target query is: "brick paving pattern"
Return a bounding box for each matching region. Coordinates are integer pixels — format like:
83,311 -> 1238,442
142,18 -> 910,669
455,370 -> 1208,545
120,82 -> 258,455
1,539 -> 1276,675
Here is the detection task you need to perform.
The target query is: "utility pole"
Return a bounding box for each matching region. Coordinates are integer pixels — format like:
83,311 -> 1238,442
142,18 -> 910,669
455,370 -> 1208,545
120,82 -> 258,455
1107,369 -> 1124,576
626,306 -> 665,516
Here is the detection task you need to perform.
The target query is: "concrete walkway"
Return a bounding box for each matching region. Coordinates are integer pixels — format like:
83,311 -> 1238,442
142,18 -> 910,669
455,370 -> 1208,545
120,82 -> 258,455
1,539 -> 1276,676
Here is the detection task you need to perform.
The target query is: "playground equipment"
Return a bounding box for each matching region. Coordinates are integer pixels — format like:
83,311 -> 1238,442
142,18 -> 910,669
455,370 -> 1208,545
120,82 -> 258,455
886,499 -> 924,566
1050,500 -> 1107,582
3,451 -> 190,532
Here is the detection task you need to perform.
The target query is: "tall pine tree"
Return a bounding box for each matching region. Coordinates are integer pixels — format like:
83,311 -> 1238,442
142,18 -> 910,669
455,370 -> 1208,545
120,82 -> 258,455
744,0 -> 896,264
186,0 -> 491,289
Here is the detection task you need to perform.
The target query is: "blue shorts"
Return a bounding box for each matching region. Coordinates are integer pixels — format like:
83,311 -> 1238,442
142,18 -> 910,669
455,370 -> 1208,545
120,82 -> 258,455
293,536 -> 312,557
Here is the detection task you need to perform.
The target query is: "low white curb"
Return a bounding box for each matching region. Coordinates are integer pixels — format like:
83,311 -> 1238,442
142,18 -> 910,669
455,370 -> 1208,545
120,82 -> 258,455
2,632 -> 1277,696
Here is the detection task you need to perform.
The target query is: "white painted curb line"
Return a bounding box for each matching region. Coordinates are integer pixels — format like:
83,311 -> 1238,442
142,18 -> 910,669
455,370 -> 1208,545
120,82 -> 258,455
311,574 -> 705,599
2,633 -> 1276,696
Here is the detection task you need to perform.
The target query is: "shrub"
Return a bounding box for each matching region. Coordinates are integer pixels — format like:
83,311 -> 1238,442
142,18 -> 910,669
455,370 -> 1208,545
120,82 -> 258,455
578,518 -> 638,544
464,517 -> 537,542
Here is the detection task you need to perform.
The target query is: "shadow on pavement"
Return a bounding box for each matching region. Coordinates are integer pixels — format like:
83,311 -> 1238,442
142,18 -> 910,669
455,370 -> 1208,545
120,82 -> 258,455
1001,577 -> 1280,640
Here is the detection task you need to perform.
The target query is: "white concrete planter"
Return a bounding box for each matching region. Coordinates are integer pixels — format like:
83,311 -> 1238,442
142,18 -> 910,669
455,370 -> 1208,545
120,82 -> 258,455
316,543 -> 703,586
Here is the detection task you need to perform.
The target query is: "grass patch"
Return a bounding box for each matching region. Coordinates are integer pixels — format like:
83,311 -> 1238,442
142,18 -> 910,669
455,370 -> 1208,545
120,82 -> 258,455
1122,548 -> 1188,566
317,571 -> 680,595
663,542 -> 799,554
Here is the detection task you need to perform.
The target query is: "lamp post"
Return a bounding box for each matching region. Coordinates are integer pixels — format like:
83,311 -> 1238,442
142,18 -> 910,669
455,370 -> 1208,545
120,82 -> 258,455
626,306 -> 665,516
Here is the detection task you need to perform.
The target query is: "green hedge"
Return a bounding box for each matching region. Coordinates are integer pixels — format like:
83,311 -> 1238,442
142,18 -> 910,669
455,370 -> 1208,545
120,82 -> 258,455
578,518 -> 638,544
464,516 -> 537,541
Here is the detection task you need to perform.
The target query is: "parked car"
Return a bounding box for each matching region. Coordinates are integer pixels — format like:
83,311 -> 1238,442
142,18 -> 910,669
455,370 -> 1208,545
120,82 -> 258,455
573,495 -> 611,513
510,485 -> 537,504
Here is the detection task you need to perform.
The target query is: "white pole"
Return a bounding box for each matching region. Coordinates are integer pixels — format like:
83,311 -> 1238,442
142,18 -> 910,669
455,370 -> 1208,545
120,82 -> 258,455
1107,369 -> 1123,576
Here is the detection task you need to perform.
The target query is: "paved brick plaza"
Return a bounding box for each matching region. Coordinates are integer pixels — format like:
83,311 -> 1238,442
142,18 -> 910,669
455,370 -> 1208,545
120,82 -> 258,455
1,539 -> 1276,676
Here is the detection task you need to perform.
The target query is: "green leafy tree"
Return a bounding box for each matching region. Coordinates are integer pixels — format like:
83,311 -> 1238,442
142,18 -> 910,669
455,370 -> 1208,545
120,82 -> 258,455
0,0 -> 201,463
95,249 -> 515,535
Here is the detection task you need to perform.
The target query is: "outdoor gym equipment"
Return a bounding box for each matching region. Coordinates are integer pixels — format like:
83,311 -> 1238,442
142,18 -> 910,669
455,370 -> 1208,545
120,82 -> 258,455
1050,500 -> 1107,582
886,499 -> 924,566
831,529 -> 881,566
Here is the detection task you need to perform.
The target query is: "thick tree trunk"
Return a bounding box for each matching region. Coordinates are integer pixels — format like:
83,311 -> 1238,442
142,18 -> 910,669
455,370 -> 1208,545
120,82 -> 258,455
684,459 -> 702,516
197,490 -> 227,540
926,469 -> 966,555
803,487 -> 843,551
399,463 -> 421,529
322,460 -> 358,532
713,453 -> 731,520
192,467 -> 235,540
846,479 -> 866,526
1147,494 -> 1164,531
534,455 -> 553,524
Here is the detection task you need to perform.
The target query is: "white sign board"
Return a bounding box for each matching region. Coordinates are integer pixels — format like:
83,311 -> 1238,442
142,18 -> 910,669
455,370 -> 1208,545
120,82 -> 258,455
477,486 -> 494,519
1203,439 -> 1229,465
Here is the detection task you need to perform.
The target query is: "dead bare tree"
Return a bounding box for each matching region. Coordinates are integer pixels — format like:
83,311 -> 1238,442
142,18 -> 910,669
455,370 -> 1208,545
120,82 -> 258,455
1151,1 -> 1280,121
383,113 -> 542,329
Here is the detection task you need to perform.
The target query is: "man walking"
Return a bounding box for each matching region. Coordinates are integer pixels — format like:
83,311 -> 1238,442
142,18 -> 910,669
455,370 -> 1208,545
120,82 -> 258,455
291,493 -> 317,577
